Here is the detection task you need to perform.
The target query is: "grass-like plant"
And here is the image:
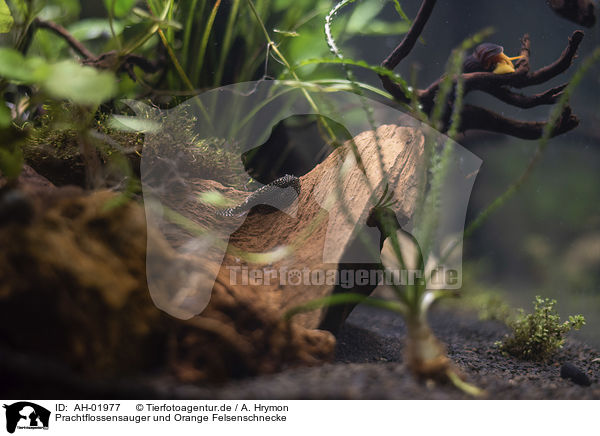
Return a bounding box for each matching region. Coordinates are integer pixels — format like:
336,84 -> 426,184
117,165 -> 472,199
497,296 -> 585,361
1,0 -> 599,397
285,1 -> 492,396
285,0 -> 600,396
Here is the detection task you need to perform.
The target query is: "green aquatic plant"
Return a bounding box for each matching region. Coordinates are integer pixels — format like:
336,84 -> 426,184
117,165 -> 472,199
497,296 -> 585,361
0,0 -> 598,398
285,0 -> 491,397
285,0 -> 599,396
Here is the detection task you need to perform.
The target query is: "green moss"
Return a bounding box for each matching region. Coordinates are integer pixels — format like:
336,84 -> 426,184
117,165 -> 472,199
22,102 -> 247,189
497,296 -> 585,361
134,104 -> 247,188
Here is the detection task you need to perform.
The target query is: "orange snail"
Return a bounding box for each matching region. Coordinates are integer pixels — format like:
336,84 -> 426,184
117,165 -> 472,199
463,43 -> 524,74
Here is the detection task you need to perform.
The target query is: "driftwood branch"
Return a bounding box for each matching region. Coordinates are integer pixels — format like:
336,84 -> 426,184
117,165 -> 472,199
33,18 -> 164,81
382,0 -> 437,70
484,84 -> 568,109
459,104 -> 579,139
34,18 -> 94,59
380,0 -> 586,139
547,0 -> 596,27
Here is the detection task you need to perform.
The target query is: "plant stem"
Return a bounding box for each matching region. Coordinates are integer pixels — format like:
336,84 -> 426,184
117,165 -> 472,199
107,0 -> 121,50
404,315 -> 449,376
245,0 -> 333,139
156,27 -> 195,91
446,368 -> 485,397
121,0 -> 172,58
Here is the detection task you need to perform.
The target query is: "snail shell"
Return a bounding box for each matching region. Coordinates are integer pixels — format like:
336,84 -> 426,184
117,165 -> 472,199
463,43 -> 504,73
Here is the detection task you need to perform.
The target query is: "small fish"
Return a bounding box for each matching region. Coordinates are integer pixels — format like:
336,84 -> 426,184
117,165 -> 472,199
463,43 -> 524,74
218,174 -> 301,217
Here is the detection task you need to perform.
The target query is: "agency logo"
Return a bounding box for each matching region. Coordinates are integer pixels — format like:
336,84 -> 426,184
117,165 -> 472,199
3,402 -> 50,434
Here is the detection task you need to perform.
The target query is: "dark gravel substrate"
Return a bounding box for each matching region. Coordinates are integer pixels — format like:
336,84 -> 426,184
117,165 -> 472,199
192,304 -> 600,399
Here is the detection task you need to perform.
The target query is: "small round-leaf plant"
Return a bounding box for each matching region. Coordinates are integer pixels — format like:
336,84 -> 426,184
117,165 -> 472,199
496,296 -> 585,361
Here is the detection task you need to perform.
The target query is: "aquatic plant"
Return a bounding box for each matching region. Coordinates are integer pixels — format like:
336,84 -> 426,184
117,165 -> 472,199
0,0 -> 598,398
286,0 -> 597,395
497,296 -> 585,361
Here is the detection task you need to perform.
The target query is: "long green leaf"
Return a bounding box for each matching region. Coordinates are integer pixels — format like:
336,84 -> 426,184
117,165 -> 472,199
293,57 -> 410,97
284,293 -> 408,320
311,78 -> 395,100
193,0 -> 222,83
182,0 -> 201,70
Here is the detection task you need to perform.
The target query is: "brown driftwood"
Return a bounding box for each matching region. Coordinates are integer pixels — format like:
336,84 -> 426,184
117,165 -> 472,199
33,18 -> 164,81
380,0 -> 585,139
156,124 -> 426,330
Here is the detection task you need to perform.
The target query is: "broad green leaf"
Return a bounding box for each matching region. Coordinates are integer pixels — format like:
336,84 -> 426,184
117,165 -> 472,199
287,26 -> 330,76
42,61 -> 117,105
38,0 -> 80,22
108,114 -> 161,132
0,0 -> 14,33
356,19 -> 410,36
346,0 -> 385,34
0,48 -> 24,78
104,0 -> 137,18
0,48 -> 50,83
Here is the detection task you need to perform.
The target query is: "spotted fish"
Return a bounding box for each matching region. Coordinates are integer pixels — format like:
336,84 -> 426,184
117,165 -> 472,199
217,174 -> 301,217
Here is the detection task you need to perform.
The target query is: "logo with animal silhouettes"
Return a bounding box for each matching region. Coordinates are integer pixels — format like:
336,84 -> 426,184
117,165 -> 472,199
3,402 -> 50,434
